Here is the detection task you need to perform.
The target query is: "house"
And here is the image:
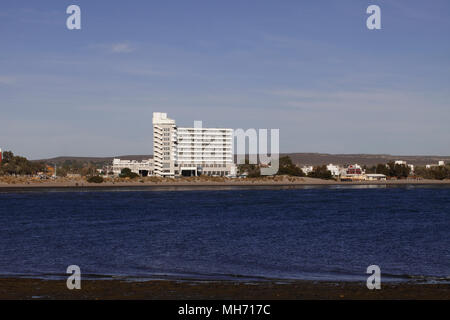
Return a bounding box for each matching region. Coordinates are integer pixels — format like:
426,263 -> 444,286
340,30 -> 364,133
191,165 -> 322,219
365,174 -> 387,181
301,165 -> 314,175
326,164 -> 341,177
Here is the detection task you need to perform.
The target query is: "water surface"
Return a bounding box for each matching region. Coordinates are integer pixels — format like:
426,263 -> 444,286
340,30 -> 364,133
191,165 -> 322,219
0,185 -> 449,283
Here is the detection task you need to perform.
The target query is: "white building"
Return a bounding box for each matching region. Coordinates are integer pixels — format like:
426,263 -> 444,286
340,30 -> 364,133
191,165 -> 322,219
112,158 -> 154,176
152,112 -> 178,177
326,164 -> 341,177
152,112 -> 236,177
365,174 -> 387,181
177,127 -> 234,176
301,165 -> 314,175
426,161 -> 445,169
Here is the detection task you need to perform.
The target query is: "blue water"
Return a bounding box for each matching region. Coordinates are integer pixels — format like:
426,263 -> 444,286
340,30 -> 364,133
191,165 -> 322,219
0,185 -> 449,283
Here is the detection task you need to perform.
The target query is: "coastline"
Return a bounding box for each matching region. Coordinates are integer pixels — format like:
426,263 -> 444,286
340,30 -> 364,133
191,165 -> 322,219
1,176 -> 450,190
1,277 -> 449,300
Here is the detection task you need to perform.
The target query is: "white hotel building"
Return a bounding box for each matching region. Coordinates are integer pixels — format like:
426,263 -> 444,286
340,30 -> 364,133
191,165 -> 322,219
152,112 -> 236,177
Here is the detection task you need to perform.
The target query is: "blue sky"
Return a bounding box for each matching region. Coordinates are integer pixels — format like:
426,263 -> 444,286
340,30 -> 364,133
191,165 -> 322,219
0,0 -> 449,159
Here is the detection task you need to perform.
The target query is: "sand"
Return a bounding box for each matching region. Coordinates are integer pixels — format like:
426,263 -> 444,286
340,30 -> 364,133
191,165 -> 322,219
0,278 -> 448,300
1,176 -> 450,190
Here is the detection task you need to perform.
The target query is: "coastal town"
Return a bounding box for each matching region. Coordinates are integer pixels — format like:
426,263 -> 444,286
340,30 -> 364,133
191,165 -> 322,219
0,112 -> 449,185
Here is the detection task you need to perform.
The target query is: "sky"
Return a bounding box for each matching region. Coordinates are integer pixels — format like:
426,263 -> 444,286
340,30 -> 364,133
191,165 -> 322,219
0,0 -> 449,159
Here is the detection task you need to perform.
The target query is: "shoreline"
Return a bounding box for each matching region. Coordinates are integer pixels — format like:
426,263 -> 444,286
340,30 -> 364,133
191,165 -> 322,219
1,177 -> 450,190
0,277 -> 449,299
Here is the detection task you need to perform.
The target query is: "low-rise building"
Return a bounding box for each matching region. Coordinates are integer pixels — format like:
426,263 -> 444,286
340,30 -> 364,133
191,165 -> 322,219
426,161 -> 445,169
339,164 -> 365,181
112,158 -> 154,176
301,165 -> 314,175
345,164 -> 363,175
326,163 -> 341,177
365,174 -> 387,181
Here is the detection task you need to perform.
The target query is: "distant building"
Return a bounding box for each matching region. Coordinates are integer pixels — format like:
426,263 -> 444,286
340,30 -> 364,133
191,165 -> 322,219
326,164 -> 341,177
339,164 -> 365,181
112,159 -> 154,176
426,161 -> 445,169
152,112 -> 235,177
365,174 -> 387,181
301,165 -> 314,175
346,164 -> 363,175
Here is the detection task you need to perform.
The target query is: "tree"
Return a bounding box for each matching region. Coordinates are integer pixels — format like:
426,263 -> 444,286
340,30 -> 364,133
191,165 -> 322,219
308,165 -> 333,180
373,163 -> 390,176
415,166 -> 450,180
119,168 -> 139,179
277,156 -> 305,176
384,162 -> 410,178
237,161 -> 260,177
0,151 -> 45,176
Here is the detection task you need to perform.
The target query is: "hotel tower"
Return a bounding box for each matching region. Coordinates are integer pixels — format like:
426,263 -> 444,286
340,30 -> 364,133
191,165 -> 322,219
152,112 -> 235,177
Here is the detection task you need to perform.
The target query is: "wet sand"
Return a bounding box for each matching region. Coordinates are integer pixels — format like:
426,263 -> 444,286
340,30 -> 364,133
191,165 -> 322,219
0,278 -> 449,300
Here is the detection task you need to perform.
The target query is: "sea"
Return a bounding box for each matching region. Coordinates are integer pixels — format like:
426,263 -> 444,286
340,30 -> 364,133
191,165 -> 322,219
0,185 -> 449,283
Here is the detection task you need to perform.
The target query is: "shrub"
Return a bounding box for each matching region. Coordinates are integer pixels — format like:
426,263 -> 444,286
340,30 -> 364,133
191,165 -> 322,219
308,165 -> 333,180
87,175 -> 104,183
119,168 -> 139,179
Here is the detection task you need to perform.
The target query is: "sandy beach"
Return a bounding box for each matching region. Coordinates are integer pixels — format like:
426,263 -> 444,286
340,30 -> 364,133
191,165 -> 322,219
1,176 -> 450,190
0,278 -> 449,300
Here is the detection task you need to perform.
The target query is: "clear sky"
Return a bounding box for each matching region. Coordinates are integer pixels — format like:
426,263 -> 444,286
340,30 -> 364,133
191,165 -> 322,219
1,0 -> 449,159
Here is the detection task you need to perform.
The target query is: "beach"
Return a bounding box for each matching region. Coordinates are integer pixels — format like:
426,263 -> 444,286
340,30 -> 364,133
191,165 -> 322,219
0,278 -> 449,300
1,176 -> 450,190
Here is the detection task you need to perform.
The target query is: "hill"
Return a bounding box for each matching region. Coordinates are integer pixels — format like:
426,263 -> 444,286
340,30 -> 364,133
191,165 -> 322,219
33,153 -> 450,167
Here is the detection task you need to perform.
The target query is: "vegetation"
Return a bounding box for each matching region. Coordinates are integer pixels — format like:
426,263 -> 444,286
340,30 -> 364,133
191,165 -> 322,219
307,165 -> 333,180
238,156 -> 304,178
87,175 -> 104,183
277,156 -> 305,176
0,151 -> 46,176
415,166 -> 450,180
57,160 -> 99,177
119,168 -> 139,179
365,162 -> 410,178
237,161 -> 261,178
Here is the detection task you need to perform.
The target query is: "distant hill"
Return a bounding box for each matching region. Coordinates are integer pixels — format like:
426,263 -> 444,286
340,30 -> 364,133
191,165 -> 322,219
284,153 -> 450,166
32,155 -> 153,165
34,153 -> 450,167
